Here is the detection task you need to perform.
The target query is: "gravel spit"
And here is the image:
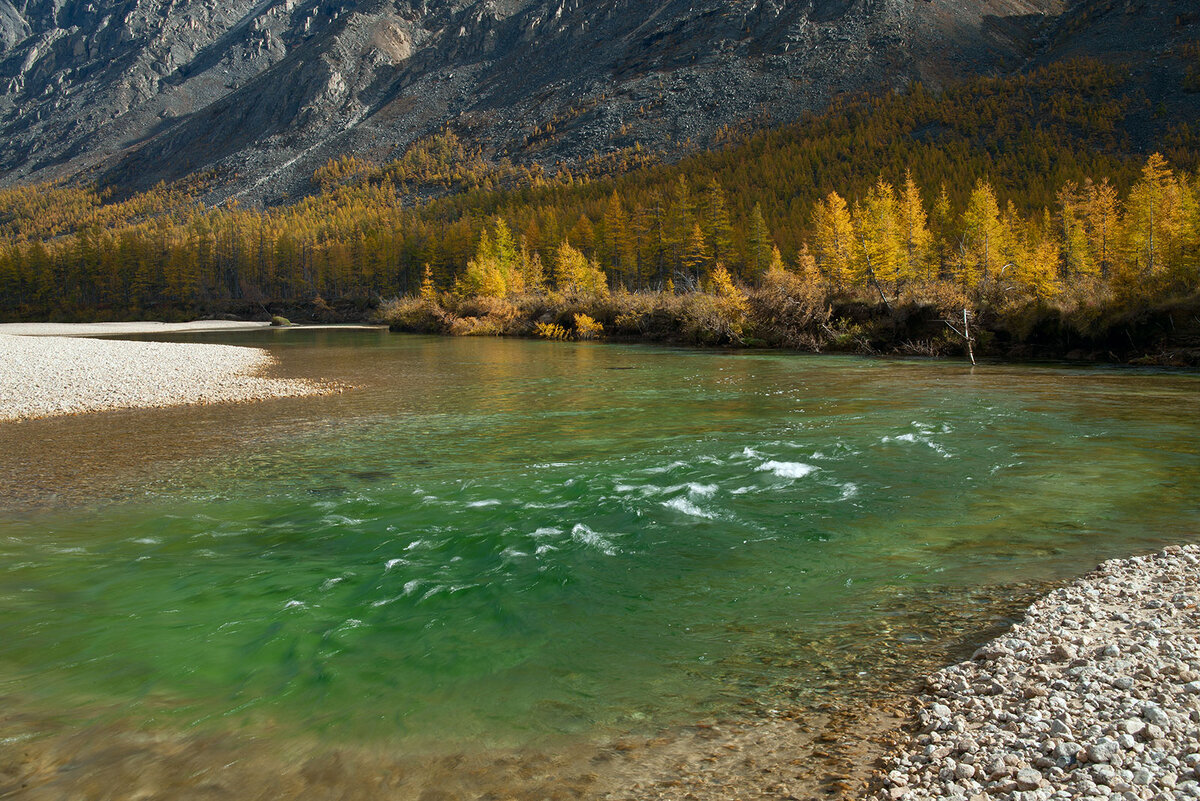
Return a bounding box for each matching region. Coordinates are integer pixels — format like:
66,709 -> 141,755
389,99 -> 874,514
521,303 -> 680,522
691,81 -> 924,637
0,321 -> 274,337
876,544 -> 1200,801
0,333 -> 336,422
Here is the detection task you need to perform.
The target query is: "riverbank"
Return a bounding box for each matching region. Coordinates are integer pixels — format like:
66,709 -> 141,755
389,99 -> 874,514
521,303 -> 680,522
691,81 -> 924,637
0,333 -> 337,422
875,544 -> 1200,800
381,287 -> 1200,367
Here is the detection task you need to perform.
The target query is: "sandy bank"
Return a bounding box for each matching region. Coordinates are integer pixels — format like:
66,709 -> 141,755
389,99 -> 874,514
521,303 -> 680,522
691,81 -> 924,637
876,544 -> 1200,800
0,333 -> 337,422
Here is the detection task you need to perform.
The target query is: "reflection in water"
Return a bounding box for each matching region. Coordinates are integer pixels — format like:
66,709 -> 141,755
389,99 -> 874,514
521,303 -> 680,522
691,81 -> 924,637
0,331 -> 1197,796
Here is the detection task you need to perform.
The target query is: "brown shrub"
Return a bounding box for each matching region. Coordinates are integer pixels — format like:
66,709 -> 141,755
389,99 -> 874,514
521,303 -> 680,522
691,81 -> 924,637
379,296 -> 451,333
748,268 -> 832,348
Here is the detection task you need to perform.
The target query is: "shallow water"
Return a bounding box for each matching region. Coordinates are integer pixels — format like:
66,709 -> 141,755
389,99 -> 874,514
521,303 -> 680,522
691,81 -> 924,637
1,332 -> 1197,761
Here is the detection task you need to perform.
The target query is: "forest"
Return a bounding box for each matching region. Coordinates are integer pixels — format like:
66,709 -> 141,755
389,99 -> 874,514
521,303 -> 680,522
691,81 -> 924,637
0,60 -> 1197,361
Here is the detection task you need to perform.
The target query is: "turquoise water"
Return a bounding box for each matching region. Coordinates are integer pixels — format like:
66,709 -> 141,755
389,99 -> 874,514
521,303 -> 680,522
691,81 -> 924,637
0,332 -> 1197,751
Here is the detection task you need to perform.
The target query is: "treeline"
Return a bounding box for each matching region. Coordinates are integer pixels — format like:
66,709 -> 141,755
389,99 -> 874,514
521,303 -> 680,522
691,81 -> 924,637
0,59 -> 1197,325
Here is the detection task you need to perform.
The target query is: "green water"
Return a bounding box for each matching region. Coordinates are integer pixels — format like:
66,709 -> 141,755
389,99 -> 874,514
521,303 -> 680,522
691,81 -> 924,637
1,331 -> 1197,751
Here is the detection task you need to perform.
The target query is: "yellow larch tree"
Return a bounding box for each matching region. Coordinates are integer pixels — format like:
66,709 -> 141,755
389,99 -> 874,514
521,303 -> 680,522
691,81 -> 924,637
812,191 -> 855,288
898,171 -> 933,282
960,179 -> 1005,289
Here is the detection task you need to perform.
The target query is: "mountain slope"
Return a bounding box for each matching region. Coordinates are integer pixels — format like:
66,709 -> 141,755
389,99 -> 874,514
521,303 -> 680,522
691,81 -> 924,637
0,0 -> 1064,204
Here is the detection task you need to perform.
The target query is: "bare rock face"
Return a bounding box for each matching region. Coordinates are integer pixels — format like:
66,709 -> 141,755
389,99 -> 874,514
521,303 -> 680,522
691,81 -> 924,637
0,0 -> 1180,205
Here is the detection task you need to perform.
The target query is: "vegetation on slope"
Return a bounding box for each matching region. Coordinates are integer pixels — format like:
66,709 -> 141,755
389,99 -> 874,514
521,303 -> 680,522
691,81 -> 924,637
0,60 -> 1197,361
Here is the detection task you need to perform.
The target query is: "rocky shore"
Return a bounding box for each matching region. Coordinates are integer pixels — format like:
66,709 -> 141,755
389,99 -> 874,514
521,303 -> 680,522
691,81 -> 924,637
877,545 -> 1200,801
0,333 -> 334,422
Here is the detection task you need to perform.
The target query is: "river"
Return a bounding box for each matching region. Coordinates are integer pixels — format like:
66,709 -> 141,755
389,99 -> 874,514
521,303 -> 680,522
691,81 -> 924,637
1,330 -> 1196,798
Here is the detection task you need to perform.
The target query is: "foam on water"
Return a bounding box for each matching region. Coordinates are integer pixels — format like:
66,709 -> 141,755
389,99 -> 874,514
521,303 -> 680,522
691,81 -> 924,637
661,497 -> 715,519
882,429 -> 953,458
467,500 -> 502,508
642,460 -> 690,475
570,524 -> 618,556
757,461 -> 818,479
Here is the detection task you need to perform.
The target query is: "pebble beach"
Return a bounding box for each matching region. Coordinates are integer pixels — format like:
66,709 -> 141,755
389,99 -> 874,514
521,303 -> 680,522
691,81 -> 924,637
877,545 -> 1200,801
0,330 -> 333,422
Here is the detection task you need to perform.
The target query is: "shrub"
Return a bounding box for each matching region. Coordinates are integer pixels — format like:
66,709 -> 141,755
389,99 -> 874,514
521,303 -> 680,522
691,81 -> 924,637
681,267 -> 749,345
270,315 -> 292,327
573,313 -> 604,340
379,296 -> 451,333
748,265 -> 831,348
449,315 -> 504,336
535,322 -> 570,340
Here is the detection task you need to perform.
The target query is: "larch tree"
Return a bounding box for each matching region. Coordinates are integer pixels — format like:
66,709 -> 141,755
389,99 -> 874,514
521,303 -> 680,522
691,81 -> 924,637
664,176 -> 694,276
746,202 -> 774,281
555,240 -> 609,297
683,222 -> 710,285
1056,181 -> 1094,279
898,172 -> 933,282
701,179 -> 735,268
960,179 -> 1005,289
1083,177 -> 1119,279
854,178 -> 903,287
812,191 -> 855,288
1120,153 -> 1186,293
602,190 -> 633,286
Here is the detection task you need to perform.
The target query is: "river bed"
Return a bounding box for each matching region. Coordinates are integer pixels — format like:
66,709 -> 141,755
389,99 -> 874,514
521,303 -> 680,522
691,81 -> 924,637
1,331 -> 1196,798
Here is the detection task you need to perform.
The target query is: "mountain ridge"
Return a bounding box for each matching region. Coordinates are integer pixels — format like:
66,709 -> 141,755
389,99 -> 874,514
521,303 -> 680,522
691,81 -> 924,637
0,0 -> 1195,207
0,0 -> 1077,204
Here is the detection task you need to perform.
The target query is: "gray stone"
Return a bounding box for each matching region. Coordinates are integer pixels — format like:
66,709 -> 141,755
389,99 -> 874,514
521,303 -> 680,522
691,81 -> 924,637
1088,739 -> 1121,764
1015,768 -> 1042,789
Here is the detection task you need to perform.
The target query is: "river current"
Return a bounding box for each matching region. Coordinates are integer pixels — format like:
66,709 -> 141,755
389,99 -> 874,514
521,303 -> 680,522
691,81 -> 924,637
0,331 -> 1196,786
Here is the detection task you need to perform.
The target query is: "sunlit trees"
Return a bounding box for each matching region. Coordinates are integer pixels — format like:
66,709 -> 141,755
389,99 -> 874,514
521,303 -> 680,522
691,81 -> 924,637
601,191 -> 634,286
555,240 -> 609,297
1083,178 -> 1119,279
812,192 -> 855,287
2,59 -> 1199,333
898,172 -> 933,282
854,178 -> 903,287
960,179 -> 1005,289
1119,153 -> 1192,295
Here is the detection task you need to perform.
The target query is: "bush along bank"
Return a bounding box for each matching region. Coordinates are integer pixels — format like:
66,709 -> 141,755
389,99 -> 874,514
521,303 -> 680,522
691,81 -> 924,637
380,263 -> 1200,367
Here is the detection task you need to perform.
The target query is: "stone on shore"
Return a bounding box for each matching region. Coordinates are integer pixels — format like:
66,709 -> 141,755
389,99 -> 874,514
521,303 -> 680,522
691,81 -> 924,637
876,544 -> 1200,801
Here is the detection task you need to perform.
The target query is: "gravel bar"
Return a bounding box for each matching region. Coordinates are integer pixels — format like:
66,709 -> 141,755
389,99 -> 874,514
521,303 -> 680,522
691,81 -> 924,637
0,333 -> 335,422
877,544 -> 1200,801
0,321 -> 273,337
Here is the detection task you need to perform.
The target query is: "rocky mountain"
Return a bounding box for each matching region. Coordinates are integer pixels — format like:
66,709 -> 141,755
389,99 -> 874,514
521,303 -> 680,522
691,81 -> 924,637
0,0 -> 1189,205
